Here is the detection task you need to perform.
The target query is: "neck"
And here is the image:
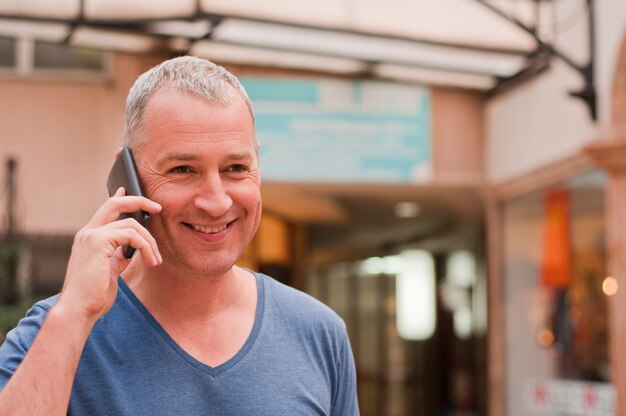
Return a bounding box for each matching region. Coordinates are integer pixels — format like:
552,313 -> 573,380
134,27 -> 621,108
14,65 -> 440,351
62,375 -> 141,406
122,259 -> 255,320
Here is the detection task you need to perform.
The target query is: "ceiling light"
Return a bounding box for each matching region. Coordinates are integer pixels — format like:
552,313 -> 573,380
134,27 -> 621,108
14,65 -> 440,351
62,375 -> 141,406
394,201 -> 422,218
446,250 -> 476,288
396,250 -> 436,341
603,276 -> 618,296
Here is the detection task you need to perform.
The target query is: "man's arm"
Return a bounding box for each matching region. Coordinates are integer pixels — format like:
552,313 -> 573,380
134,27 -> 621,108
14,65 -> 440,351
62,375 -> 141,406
0,189 -> 161,416
0,303 -> 96,415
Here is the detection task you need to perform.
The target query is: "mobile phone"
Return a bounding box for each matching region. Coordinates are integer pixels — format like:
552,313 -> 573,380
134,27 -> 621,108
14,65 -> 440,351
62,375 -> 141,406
106,147 -> 150,258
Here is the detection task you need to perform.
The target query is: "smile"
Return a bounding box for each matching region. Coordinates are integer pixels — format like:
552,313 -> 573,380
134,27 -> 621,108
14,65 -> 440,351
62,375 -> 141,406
191,223 -> 229,234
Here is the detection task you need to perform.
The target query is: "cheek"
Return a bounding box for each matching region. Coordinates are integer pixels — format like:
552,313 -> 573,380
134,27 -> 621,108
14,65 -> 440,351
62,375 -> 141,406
237,185 -> 261,208
253,201 -> 263,228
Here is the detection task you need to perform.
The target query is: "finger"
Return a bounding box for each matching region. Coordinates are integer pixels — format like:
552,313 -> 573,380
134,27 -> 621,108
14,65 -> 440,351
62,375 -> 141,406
87,195 -> 162,228
110,246 -> 132,279
104,228 -> 161,266
74,221 -> 160,267
98,217 -> 161,263
127,229 -> 161,267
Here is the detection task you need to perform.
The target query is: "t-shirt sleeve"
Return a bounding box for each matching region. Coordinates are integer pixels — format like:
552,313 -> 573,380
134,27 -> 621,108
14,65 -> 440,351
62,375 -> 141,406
331,324 -> 360,416
0,303 -> 51,389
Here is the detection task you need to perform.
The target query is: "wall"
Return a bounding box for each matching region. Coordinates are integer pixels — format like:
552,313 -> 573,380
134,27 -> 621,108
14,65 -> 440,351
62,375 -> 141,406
485,0 -> 626,183
432,88 -> 484,185
0,53 -> 166,235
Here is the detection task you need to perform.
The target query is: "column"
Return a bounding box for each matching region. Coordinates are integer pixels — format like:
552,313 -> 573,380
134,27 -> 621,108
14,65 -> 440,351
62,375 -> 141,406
585,128 -> 626,414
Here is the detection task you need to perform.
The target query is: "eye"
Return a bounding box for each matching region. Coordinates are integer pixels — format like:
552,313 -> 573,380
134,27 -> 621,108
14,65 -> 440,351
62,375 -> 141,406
226,164 -> 248,173
169,165 -> 192,174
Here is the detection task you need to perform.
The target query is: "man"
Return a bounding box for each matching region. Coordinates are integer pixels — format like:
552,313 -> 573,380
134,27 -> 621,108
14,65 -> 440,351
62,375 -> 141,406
0,56 -> 359,415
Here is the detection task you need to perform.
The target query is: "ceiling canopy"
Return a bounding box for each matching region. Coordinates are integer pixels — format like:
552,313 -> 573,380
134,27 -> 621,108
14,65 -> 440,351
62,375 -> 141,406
0,0 -> 596,113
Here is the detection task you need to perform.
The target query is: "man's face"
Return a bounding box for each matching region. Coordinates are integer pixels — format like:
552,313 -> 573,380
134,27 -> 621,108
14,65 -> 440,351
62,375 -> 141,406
136,86 -> 261,278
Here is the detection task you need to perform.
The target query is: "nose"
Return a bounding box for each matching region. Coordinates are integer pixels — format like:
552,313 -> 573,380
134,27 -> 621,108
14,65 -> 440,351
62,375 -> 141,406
193,175 -> 233,217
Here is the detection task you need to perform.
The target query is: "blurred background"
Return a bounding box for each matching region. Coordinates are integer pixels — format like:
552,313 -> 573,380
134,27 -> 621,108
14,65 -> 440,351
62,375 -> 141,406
0,1 -> 625,415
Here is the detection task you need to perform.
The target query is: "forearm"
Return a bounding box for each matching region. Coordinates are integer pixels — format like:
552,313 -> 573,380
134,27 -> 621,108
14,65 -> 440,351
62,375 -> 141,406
0,303 -> 96,416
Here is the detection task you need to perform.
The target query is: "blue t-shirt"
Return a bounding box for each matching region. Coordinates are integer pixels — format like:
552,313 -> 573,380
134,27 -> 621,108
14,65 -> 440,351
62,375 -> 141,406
0,272 -> 359,415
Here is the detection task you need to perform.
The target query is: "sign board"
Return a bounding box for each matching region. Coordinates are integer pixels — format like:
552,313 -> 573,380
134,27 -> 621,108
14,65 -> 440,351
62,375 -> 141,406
525,378 -> 615,415
241,78 -> 431,183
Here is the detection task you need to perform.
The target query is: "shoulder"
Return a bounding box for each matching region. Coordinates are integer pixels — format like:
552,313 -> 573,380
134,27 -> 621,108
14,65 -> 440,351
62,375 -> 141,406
0,294 -> 60,387
255,273 -> 358,412
261,274 -> 340,318
2,294 -> 59,345
9,294 -> 59,333
258,273 -> 347,334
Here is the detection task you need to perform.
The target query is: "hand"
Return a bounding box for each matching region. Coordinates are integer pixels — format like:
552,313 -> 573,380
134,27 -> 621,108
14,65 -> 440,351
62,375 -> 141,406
58,188 -> 162,323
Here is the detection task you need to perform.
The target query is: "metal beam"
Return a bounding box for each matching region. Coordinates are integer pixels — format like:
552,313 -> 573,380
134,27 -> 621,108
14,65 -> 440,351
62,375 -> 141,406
475,0 -> 597,120
0,12 -> 532,57
487,47 -> 551,97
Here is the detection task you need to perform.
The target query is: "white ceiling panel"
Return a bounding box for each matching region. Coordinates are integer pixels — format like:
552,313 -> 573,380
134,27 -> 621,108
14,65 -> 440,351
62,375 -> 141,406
200,0 -> 353,31
0,0 -> 562,92
351,0 -> 535,50
0,0 -> 79,19
147,20 -> 213,39
202,0 -> 537,51
192,41 -> 369,74
71,27 -> 162,52
84,0 -> 196,20
374,64 -> 497,90
0,19 -> 69,42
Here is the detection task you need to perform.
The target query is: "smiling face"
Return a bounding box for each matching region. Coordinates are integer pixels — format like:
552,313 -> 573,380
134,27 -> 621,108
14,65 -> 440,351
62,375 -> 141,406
135,86 -> 261,279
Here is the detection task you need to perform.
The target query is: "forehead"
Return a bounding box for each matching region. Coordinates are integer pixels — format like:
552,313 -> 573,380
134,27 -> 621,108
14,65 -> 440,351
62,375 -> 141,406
145,86 -> 251,126
139,87 -> 256,151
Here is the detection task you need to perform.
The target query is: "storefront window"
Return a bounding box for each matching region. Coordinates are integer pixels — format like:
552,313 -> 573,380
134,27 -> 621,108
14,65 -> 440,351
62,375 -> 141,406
33,41 -> 105,70
0,37 -> 15,67
0,37 -> 109,79
502,170 -> 613,414
307,247 -> 485,415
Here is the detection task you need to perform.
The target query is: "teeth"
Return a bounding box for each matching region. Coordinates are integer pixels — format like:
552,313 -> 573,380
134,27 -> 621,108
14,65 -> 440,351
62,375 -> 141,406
192,224 -> 227,234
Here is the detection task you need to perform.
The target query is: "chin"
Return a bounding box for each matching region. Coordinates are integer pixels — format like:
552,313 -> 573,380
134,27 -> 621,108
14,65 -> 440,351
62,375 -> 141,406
176,253 -> 240,279
157,237 -> 249,279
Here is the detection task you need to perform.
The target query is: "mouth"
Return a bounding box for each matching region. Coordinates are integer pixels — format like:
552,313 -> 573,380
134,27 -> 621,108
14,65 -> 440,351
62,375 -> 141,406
185,222 -> 232,234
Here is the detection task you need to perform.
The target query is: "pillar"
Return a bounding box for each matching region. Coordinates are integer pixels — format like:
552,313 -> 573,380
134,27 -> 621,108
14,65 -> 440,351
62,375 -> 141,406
585,127 -> 626,413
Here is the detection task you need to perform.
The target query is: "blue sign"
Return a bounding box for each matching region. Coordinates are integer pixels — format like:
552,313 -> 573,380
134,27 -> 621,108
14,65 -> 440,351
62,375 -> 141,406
241,78 -> 431,183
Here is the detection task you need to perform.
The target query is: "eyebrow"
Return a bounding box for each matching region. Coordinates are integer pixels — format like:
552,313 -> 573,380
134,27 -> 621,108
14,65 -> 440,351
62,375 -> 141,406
227,151 -> 254,161
156,150 -> 254,165
158,152 -> 199,163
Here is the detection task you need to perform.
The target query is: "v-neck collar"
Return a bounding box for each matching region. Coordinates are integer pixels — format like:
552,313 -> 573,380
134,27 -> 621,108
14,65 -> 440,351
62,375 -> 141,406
117,271 -> 265,377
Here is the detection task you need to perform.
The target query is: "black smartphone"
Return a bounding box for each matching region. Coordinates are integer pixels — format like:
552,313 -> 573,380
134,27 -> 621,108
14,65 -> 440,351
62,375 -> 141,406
106,147 -> 150,258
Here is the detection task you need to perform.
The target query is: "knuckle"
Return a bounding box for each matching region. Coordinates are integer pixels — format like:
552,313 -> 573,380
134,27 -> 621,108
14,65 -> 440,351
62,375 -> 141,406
123,227 -> 140,241
107,195 -> 123,207
74,228 -> 90,244
123,217 -> 143,229
72,228 -> 103,250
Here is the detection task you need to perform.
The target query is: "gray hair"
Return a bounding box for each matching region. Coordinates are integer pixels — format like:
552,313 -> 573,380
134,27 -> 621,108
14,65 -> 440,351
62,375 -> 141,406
122,56 -> 256,151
